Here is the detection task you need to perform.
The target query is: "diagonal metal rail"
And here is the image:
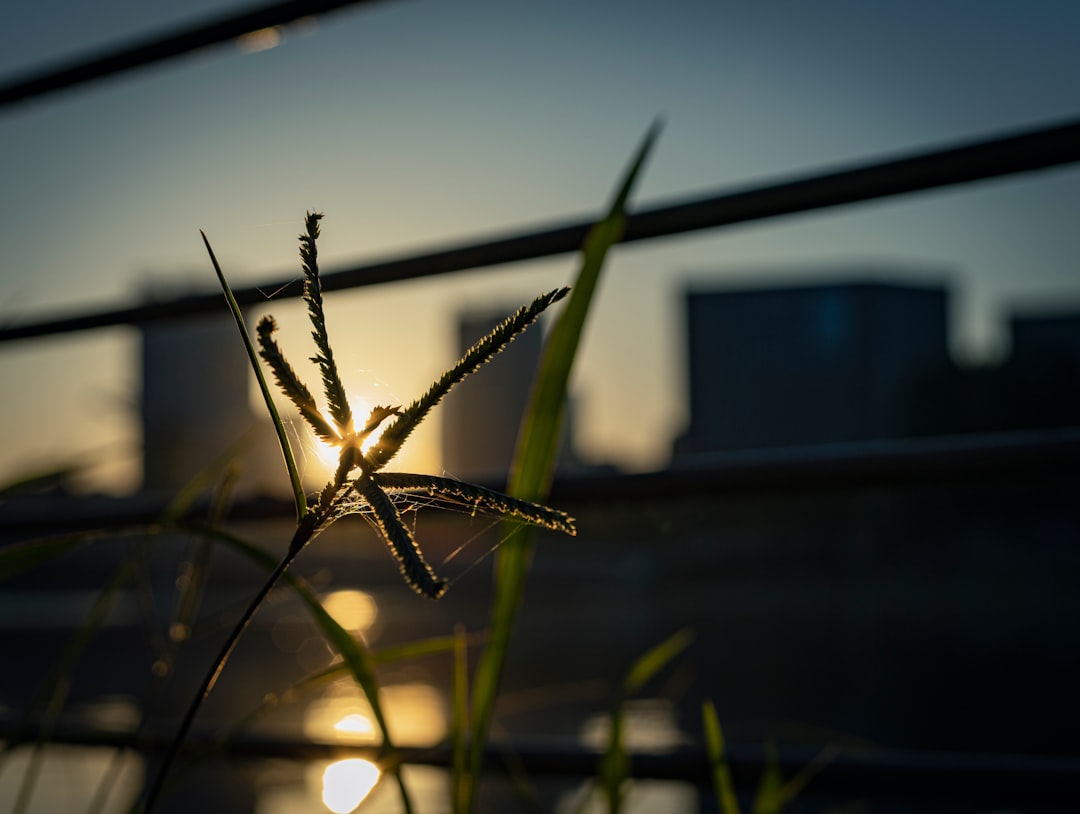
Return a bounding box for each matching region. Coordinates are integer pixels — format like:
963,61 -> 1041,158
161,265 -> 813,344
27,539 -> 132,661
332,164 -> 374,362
3,722 -> 1078,810
0,0 -> 388,109
1,428 -> 1077,534
2,115 -> 1079,344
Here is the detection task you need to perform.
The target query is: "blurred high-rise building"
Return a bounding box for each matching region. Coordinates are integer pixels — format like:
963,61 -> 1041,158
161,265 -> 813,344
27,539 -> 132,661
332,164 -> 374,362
674,279 -> 951,457
440,307 -> 577,481
140,311 -> 282,495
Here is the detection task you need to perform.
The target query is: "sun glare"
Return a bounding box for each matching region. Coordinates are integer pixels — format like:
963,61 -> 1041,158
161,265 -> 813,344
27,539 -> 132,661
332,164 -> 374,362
309,394 -> 383,477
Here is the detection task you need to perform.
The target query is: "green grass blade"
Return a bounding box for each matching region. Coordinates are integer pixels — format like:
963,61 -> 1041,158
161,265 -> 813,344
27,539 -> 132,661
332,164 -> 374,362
495,738 -> 545,814
509,119 -> 661,504
168,469 -> 239,645
451,624 -> 470,814
750,742 -> 784,814
0,531 -> 101,580
776,745 -> 836,809
599,710 -> 629,814
703,700 -> 741,814
621,628 -> 693,696
376,631 -> 482,665
601,628 -> 692,814
465,121 -> 661,813
201,230 -> 308,522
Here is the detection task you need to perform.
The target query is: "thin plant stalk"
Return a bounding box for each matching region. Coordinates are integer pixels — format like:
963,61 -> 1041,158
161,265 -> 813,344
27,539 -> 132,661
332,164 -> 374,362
201,231 -> 308,523
140,231 -> 333,812
138,535 -> 301,814
703,700 -> 741,814
600,628 -> 693,814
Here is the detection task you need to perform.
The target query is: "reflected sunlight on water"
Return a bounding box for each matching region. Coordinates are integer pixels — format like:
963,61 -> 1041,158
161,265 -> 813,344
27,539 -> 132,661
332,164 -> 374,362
303,680 -> 447,747
320,758 -> 381,813
258,760 -> 450,814
260,685 -> 448,814
334,713 -> 376,738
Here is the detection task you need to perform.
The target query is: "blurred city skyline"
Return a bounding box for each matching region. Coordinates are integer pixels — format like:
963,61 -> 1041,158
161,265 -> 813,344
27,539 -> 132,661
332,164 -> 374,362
1,0 -> 1079,493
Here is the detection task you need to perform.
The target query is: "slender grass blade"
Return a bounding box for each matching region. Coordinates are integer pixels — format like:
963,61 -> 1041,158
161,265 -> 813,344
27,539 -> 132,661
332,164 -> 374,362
201,231 -> 308,523
0,531 -> 98,580
602,628 -> 692,814
750,743 -> 784,814
622,627 -> 693,696
464,121 -> 661,813
703,699 -> 741,814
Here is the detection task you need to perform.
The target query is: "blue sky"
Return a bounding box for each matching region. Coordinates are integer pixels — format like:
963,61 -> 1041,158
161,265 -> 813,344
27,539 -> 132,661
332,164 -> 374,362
1,0 -> 1079,492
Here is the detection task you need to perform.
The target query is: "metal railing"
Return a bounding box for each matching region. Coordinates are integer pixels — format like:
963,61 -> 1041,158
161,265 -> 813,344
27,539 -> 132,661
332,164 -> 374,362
2,115 -> 1079,343
0,0 -> 387,109
3,723 -> 1078,810
2,426 -> 1078,535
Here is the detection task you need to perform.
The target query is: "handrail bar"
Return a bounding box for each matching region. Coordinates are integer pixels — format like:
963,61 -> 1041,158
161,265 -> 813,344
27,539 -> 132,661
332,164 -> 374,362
2,427 -> 1076,534
2,115 -> 1078,345
3,722 -> 1077,808
0,0 -> 386,110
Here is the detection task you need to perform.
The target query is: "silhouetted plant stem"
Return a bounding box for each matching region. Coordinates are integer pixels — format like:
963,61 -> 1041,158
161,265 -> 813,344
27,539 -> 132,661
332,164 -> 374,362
139,525 -> 308,814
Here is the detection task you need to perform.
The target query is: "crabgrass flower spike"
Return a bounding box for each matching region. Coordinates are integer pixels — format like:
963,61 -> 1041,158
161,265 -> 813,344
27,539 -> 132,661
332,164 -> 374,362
253,214 -> 574,599
355,476 -> 448,599
256,316 -> 339,443
299,211 -> 354,437
375,472 -> 575,536
366,287 -> 571,471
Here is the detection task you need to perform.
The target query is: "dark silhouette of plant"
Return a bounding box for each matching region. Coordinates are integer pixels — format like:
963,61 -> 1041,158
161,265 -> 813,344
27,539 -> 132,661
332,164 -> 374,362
140,212 -> 575,812
257,212 -> 574,597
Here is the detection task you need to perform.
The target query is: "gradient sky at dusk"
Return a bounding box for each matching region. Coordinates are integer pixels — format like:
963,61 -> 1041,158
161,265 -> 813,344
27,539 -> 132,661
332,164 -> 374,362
2,0 -> 1078,492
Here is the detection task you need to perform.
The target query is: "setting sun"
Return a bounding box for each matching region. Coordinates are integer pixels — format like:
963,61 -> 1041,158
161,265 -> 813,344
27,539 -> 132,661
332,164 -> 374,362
307,394 -> 388,477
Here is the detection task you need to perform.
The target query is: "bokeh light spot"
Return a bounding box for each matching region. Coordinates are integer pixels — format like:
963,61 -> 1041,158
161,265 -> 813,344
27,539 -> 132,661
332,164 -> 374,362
321,590 -> 377,635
